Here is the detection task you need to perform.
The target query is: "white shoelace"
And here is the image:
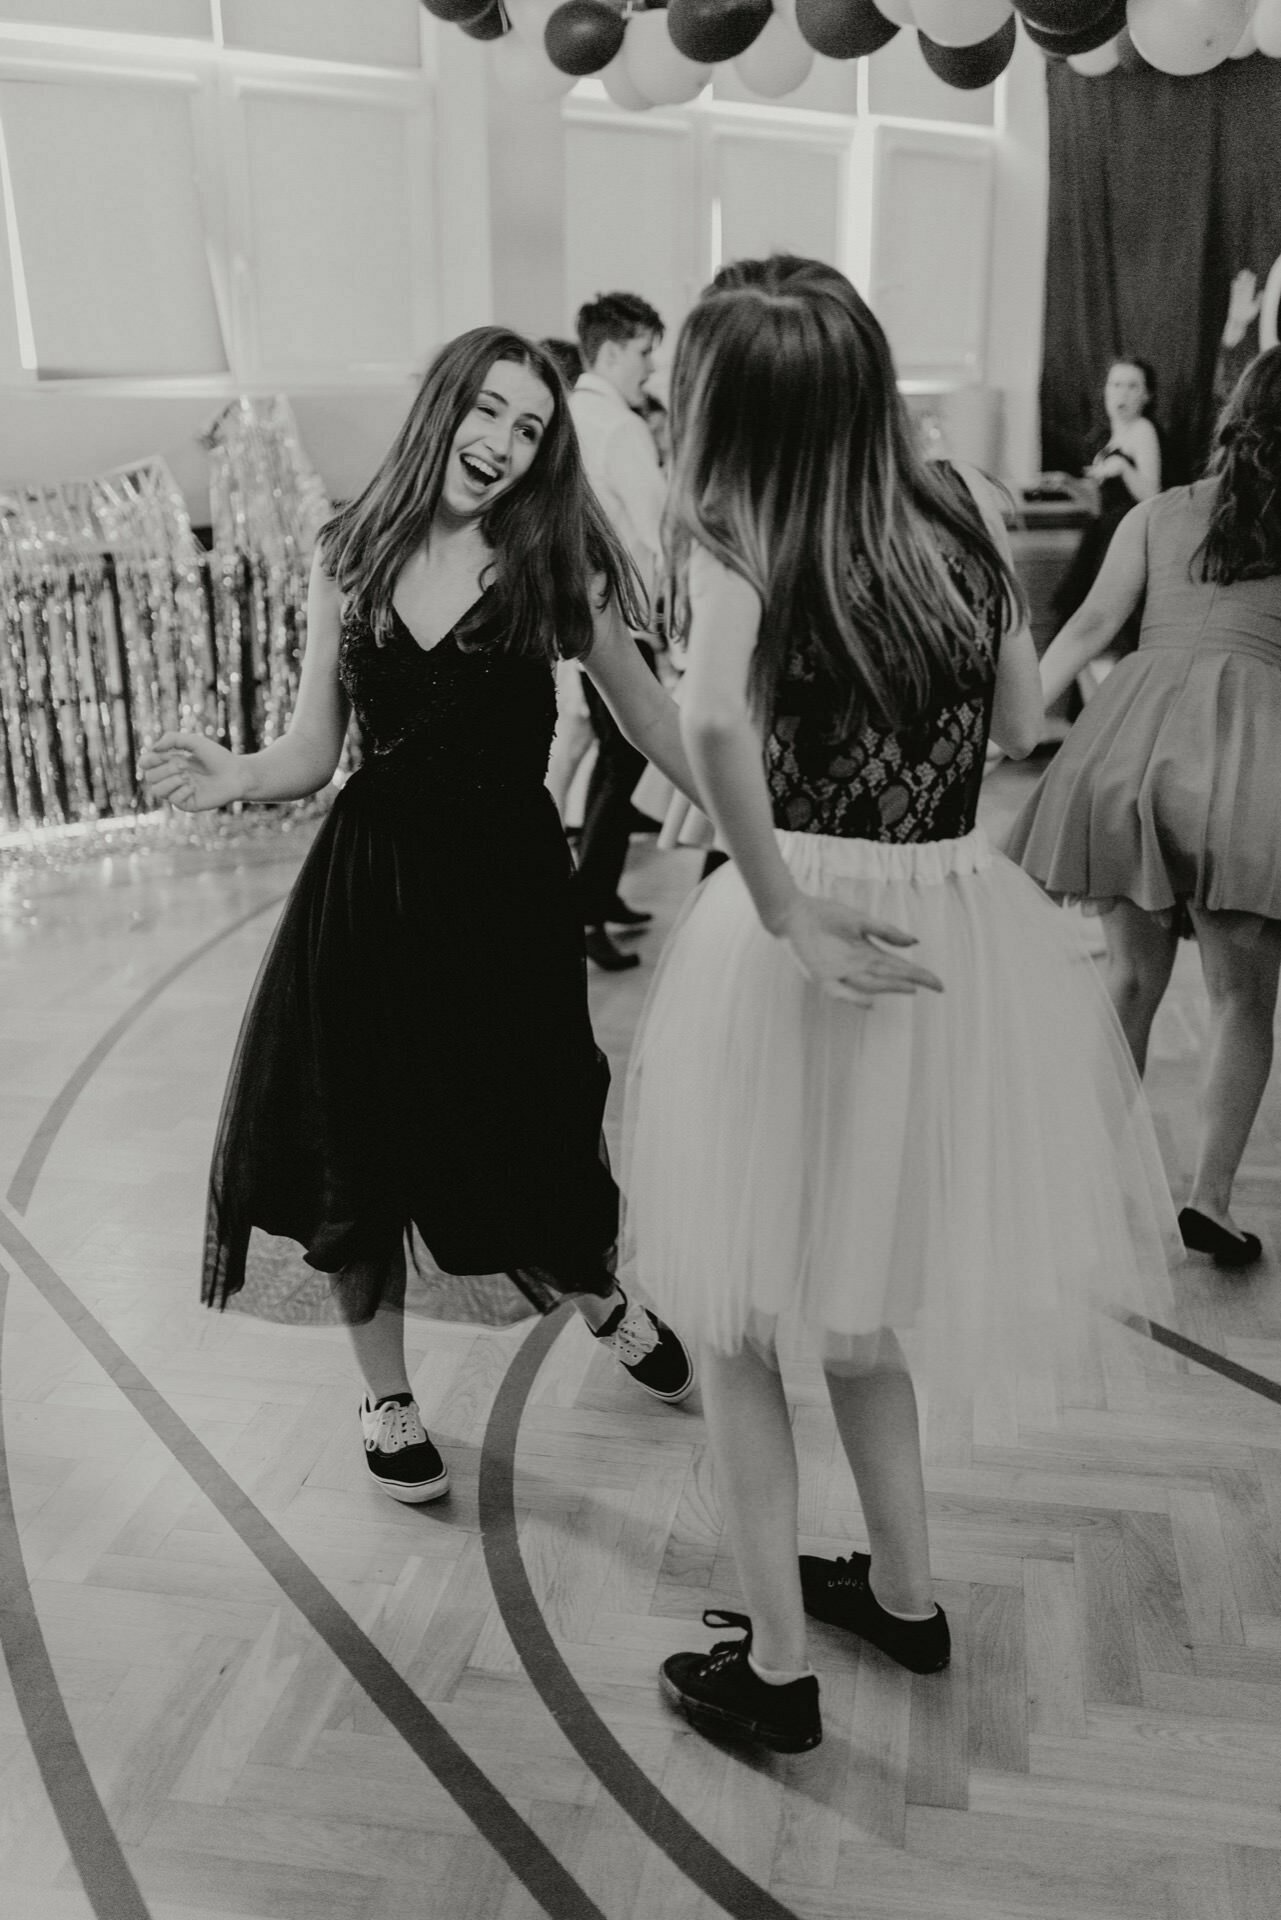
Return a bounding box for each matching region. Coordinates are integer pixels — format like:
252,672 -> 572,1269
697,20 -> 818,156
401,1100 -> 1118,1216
598,1304 -> 659,1367
365,1398 -> 426,1455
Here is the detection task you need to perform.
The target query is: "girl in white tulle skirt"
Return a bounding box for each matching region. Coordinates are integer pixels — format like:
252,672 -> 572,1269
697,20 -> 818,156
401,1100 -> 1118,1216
626,257 -> 1179,1756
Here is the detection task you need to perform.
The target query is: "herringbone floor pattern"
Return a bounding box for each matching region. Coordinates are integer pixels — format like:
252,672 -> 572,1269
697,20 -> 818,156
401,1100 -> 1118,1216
1,764 -> 1278,1919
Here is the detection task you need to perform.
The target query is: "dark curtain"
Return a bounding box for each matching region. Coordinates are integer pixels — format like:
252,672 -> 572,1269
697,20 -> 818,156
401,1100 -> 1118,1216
1041,54 -> 1281,486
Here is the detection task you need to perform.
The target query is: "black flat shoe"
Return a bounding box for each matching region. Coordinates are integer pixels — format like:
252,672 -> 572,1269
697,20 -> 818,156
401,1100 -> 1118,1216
799,1551 -> 950,1674
605,897 -> 653,930
585,926 -> 640,972
1178,1206 -> 1262,1269
660,1611 -> 821,1754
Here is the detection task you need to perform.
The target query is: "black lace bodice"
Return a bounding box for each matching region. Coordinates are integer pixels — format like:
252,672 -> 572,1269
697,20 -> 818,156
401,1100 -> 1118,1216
337,599 -> 556,805
765,529 -> 1001,843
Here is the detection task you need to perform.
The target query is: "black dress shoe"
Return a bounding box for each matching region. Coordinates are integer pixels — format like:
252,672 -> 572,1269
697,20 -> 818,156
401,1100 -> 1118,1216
585,926 -> 640,971
1178,1206 -> 1262,1269
605,897 -> 653,930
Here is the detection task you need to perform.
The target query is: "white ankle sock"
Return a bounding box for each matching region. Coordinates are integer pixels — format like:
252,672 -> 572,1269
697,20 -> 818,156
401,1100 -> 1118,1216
748,1652 -> 812,1685
878,1601 -> 937,1622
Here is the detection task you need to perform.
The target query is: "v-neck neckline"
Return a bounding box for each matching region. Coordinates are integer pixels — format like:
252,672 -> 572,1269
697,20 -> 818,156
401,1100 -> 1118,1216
391,592 -> 487,657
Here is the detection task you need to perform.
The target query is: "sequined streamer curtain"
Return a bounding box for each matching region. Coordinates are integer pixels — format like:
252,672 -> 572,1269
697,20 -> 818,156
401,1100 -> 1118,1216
202,397 -> 331,757
0,401 -> 331,832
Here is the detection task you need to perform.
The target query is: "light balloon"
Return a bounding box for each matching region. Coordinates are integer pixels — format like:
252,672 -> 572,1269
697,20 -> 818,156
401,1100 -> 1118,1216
913,0 -> 1013,47
735,12 -> 816,90
507,0 -> 558,39
1255,0 -> 1281,54
1126,0 -> 1251,75
1227,18 -> 1257,54
601,42 -> 653,104
491,29 -> 576,92
625,8 -> 713,101
1068,32 -> 1120,66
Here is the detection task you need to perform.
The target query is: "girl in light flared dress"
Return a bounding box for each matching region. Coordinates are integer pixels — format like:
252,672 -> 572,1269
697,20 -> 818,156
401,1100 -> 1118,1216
623,256 -> 1179,1755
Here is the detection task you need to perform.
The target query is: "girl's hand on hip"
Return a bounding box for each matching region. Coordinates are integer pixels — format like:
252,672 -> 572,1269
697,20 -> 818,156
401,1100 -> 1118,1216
138,731 -> 245,812
776,894 -> 943,1008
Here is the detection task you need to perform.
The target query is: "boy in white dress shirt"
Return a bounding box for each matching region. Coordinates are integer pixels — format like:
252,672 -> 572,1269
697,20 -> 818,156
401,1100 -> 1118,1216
569,292 -> 667,971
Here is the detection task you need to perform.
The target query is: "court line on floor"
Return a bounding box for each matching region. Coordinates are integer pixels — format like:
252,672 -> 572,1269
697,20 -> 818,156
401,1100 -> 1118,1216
480,1307 -> 803,1920
0,1202 -> 606,1920
7,895 -> 286,1215
0,1261 -> 152,1920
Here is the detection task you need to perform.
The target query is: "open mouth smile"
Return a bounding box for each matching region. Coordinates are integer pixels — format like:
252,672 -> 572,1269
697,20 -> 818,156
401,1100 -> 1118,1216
459,453 -> 502,487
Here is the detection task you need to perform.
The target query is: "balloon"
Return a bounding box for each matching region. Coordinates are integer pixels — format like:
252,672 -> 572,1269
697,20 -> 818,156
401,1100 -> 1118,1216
419,0 -> 494,20
919,9 -> 1017,78
1017,0 -> 1113,28
1126,0 -> 1251,75
796,0 -> 899,57
734,10 -> 816,89
507,0 -> 558,38
875,0 -> 917,20
459,0 -> 511,37
913,0 -> 1012,46
668,0 -> 773,61
1254,0 -> 1281,54
600,43 -> 653,104
1228,17 -> 1257,54
625,9 -> 712,101
1021,0 -> 1125,53
1068,31 -> 1121,66
491,29 -> 576,92
545,0 -> 626,73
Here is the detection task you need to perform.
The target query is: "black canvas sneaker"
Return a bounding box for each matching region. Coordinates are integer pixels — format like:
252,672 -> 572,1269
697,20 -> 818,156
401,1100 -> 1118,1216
359,1391 -> 450,1504
660,1611 -> 822,1753
593,1291 -> 695,1402
799,1549 -> 950,1673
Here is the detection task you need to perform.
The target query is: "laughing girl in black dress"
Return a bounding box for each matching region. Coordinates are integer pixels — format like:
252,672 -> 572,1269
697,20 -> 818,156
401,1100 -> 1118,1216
141,327 -> 701,1502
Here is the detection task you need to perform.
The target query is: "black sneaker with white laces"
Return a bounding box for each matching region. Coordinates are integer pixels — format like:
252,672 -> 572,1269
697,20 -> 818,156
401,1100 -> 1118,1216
660,1610 -> 822,1753
592,1290 -> 695,1402
359,1392 -> 450,1504
799,1549 -> 950,1673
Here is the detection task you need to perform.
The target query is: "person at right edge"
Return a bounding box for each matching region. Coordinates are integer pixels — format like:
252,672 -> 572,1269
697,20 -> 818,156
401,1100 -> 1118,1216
1010,348 -> 1281,1273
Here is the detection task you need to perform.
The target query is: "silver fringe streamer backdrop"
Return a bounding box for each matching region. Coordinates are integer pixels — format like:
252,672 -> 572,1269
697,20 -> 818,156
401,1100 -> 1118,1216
0,400 -> 331,838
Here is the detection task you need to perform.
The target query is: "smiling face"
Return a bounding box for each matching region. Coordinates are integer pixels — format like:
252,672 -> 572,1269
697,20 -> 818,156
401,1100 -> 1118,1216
1105,361 -> 1149,426
441,357 -> 555,520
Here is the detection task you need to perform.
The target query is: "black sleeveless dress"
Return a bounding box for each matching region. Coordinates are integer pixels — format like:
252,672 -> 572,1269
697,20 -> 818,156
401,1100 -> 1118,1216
202,596 -> 618,1324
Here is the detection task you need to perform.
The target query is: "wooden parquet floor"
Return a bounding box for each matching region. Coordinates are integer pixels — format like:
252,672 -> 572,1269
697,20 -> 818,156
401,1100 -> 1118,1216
1,762 -> 1280,1920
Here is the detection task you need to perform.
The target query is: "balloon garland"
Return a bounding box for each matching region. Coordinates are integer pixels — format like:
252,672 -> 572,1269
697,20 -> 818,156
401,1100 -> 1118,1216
422,0 -> 1281,100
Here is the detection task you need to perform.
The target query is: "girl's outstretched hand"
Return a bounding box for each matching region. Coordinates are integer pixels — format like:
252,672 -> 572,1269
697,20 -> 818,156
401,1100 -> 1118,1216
776,893 -> 943,1007
139,731 -> 245,812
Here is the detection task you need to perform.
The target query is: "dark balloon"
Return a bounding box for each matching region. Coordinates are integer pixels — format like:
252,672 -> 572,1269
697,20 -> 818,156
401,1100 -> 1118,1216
419,0 -> 495,21
545,0 -> 626,73
1020,0 -> 1125,55
796,0 -> 898,60
458,0 -> 510,35
667,0 -> 773,62
1015,0 -> 1112,32
919,11 -> 1016,85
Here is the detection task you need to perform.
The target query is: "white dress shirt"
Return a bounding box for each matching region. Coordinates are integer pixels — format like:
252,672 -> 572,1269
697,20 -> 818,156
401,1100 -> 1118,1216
568,371 -> 667,603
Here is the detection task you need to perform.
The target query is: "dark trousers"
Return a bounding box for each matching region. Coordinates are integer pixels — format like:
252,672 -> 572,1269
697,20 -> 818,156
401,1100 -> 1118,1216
576,637 -> 654,926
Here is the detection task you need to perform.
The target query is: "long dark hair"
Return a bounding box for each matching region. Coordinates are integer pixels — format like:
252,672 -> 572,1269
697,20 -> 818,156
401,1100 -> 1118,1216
1199,346 -> 1281,584
665,255 -> 1023,733
318,326 -> 644,659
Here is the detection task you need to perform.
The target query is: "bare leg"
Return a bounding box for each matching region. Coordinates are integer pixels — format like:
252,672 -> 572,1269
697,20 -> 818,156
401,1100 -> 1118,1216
343,1241 -> 412,1401
823,1333 -> 934,1616
700,1342 -> 807,1673
1103,898 -> 1179,1075
1187,911 -> 1281,1231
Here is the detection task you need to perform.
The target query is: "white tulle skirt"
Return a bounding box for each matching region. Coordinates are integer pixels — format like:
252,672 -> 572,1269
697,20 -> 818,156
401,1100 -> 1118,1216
622,828 -> 1179,1389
